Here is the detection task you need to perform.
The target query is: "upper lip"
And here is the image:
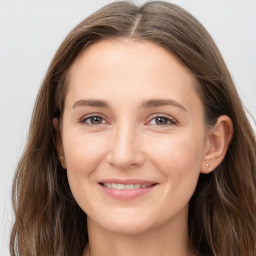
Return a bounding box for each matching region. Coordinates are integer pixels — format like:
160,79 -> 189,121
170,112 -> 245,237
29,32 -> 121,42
99,179 -> 158,185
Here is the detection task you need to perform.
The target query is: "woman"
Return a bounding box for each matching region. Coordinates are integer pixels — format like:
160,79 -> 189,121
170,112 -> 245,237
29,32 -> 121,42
10,1 -> 256,256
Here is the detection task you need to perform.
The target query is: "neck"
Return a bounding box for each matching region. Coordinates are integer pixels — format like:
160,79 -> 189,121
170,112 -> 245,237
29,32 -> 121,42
83,215 -> 195,256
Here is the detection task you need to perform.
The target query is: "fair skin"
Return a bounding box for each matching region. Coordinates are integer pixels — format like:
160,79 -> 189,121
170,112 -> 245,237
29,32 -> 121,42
54,39 -> 233,256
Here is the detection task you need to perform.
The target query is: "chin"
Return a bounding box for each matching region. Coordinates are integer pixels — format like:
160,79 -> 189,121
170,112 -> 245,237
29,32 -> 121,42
89,210 -> 156,235
105,220 -> 153,235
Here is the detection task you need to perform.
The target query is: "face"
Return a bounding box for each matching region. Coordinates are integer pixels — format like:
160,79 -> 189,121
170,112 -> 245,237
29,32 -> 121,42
57,39 -> 210,235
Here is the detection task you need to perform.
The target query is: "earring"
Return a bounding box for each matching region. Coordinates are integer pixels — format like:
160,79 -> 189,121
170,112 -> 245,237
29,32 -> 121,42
206,163 -> 211,172
58,154 -> 64,162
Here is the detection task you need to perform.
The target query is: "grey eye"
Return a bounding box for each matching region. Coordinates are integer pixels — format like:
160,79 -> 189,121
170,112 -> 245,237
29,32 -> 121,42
154,117 -> 169,125
83,116 -> 104,125
147,115 -> 176,126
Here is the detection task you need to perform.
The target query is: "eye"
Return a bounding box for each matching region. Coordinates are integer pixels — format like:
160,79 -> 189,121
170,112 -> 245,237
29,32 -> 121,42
80,115 -> 107,126
148,115 -> 176,126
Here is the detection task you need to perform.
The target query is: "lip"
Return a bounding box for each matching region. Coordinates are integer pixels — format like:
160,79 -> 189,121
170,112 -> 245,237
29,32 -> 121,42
98,179 -> 158,200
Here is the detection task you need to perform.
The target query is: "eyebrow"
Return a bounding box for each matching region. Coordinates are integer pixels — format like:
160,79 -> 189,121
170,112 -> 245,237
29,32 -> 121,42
72,99 -> 109,109
72,98 -> 187,112
141,99 -> 187,112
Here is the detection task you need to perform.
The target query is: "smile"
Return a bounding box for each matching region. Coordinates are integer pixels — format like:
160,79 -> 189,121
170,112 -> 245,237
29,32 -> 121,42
99,180 -> 157,200
102,183 -> 153,189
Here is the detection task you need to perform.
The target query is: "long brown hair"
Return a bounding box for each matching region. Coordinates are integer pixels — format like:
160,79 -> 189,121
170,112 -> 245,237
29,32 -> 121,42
10,1 -> 256,255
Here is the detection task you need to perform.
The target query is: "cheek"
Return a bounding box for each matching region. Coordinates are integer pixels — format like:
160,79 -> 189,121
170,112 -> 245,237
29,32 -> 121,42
147,133 -> 204,194
149,132 -> 204,167
63,133 -> 107,186
62,133 -> 110,214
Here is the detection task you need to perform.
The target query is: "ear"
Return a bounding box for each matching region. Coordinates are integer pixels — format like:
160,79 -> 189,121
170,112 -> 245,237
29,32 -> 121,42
200,115 -> 233,173
53,118 -> 67,169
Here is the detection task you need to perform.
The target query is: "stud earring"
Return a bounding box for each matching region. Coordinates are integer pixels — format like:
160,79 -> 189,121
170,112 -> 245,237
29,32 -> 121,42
206,163 -> 211,172
58,154 -> 64,161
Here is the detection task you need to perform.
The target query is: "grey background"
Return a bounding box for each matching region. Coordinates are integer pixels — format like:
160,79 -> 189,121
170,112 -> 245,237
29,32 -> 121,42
0,0 -> 255,255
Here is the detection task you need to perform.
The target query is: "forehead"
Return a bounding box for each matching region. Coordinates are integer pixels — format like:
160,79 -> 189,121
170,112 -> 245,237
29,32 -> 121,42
70,39 -> 193,81
65,39 -> 202,113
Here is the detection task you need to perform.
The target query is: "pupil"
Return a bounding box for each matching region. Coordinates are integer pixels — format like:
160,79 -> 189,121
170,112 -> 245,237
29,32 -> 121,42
156,117 -> 167,125
91,116 -> 102,124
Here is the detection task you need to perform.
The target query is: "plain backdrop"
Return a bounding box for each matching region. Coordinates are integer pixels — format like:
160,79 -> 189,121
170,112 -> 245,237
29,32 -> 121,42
0,0 -> 255,255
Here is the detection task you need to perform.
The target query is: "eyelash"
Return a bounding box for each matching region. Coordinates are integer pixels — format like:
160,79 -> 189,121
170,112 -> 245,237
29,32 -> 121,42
80,114 -> 108,126
80,114 -> 177,127
147,114 -> 177,127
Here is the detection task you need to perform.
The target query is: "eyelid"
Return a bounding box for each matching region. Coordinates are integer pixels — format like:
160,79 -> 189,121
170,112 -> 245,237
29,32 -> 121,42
146,113 -> 177,126
78,112 -> 177,126
79,113 -> 109,125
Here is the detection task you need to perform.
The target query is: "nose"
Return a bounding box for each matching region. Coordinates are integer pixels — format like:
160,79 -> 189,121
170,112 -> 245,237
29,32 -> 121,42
106,123 -> 145,169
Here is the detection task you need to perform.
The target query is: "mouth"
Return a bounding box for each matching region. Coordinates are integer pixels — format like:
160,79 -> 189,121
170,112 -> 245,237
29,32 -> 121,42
100,183 -> 156,190
98,180 -> 158,200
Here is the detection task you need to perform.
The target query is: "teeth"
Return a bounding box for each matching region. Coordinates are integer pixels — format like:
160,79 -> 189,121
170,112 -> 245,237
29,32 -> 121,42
102,183 -> 152,189
134,184 -> 140,189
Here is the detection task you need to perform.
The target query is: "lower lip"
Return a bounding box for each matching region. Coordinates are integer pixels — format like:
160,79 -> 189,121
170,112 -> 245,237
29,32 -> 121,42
100,184 -> 156,200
